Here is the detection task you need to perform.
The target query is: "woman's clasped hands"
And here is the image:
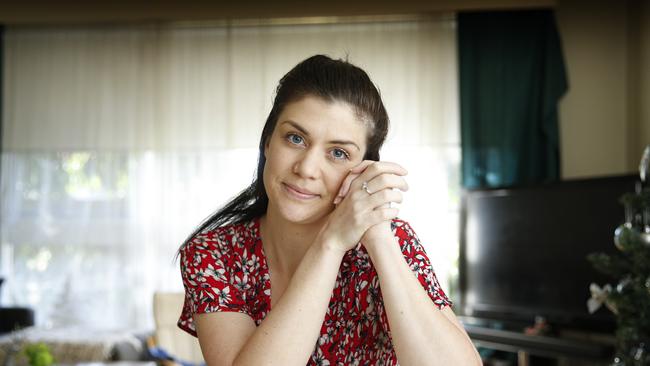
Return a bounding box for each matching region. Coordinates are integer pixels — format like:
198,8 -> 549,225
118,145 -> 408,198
320,160 -> 409,254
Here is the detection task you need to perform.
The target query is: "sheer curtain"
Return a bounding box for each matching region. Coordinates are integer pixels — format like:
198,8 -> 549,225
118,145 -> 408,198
1,18 -> 459,330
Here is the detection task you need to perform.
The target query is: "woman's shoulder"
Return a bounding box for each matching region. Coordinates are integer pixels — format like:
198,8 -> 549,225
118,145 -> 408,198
180,218 -> 261,260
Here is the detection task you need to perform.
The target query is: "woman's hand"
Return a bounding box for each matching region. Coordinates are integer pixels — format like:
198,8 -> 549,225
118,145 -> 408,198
320,160 -> 408,254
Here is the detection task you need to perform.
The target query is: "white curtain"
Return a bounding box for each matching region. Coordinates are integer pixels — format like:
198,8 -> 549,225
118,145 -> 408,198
1,18 -> 460,330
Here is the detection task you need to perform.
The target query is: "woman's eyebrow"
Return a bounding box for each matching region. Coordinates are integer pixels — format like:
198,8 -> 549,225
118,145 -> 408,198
282,120 -> 311,137
280,120 -> 361,151
329,139 -> 360,151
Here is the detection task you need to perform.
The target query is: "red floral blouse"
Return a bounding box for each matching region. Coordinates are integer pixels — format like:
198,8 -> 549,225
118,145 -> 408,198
178,218 -> 452,365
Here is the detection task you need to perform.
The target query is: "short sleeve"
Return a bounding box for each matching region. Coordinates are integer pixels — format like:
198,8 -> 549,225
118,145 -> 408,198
177,231 -> 253,337
392,219 -> 453,310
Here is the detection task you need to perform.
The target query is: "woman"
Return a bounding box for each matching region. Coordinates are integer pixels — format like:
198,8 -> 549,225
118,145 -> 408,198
177,55 -> 481,365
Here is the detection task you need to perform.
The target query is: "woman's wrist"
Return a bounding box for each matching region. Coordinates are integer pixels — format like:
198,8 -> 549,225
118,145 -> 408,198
362,221 -> 394,252
316,234 -> 350,258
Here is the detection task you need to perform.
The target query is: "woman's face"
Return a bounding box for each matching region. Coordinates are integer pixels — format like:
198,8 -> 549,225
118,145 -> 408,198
263,95 -> 368,225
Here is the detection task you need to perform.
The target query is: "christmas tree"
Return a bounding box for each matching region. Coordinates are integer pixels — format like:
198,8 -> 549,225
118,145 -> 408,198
587,145 -> 650,366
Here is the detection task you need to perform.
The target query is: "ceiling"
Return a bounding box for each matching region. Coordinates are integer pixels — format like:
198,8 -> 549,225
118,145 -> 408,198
0,0 -> 554,25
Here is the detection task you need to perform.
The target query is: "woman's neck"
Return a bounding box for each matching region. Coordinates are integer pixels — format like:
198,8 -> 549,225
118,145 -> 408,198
260,209 -> 327,278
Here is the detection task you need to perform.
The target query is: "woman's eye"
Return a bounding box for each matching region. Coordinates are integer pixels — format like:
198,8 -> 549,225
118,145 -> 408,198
331,148 -> 350,160
287,133 -> 304,145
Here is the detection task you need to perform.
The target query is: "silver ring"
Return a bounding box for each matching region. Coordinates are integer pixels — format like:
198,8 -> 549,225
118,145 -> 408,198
361,181 -> 371,194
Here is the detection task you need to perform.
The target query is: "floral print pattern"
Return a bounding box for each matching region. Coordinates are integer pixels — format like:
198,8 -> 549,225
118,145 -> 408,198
178,218 -> 452,365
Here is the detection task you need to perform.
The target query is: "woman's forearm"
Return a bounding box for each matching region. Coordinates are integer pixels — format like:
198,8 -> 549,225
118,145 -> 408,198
366,236 -> 482,366
233,238 -> 345,366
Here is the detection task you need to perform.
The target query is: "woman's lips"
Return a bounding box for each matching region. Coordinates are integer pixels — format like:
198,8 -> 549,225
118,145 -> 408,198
283,183 -> 320,199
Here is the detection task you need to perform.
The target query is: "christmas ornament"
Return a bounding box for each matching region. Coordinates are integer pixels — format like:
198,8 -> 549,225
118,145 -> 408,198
616,277 -> 632,294
640,145 -> 649,184
610,356 -> 625,366
587,283 -> 614,314
614,223 -> 641,251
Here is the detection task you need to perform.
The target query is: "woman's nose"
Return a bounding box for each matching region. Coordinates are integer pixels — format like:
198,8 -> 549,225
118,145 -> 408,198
293,148 -> 321,179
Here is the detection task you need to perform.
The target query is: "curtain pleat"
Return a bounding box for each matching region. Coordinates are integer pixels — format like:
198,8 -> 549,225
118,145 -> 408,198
458,10 -> 568,189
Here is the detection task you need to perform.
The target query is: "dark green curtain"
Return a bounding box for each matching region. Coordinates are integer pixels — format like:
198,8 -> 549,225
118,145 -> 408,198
0,26 -> 3,158
0,26 -> 3,160
0,24 -> 5,186
0,25 -> 3,280
458,10 -> 568,189
0,25 -> 3,185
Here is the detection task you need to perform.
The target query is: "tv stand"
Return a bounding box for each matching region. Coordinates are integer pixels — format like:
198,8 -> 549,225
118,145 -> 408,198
460,317 -> 615,366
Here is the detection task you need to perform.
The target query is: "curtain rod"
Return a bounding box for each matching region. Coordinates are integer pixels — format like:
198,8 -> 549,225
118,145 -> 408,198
7,13 -> 457,31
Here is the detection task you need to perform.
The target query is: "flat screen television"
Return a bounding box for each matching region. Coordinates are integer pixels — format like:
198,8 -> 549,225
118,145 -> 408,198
459,174 -> 638,333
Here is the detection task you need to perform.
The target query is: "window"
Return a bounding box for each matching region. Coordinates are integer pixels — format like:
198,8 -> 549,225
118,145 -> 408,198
1,18 -> 460,329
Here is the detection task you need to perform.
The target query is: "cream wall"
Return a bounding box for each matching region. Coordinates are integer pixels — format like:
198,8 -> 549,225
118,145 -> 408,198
640,1 -> 650,158
556,0 -> 649,179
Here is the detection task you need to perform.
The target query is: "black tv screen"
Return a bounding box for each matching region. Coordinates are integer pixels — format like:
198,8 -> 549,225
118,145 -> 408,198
459,174 -> 637,332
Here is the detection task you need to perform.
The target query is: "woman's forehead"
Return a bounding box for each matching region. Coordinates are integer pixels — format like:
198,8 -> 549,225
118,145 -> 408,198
277,96 -> 368,143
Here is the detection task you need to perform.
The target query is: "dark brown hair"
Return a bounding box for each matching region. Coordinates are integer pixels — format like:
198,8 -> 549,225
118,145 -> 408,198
178,55 -> 389,250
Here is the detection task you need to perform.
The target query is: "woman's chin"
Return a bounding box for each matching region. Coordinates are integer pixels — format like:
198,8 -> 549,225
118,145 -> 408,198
275,205 -> 332,225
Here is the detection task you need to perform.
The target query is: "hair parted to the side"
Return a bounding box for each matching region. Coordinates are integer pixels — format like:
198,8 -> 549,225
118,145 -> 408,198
177,54 -> 389,255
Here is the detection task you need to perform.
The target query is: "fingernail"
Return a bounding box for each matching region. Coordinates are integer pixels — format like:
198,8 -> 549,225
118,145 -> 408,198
333,197 -> 341,205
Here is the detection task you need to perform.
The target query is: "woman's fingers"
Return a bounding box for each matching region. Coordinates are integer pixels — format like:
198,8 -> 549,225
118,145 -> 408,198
365,161 -> 408,178
363,187 -> 403,210
325,161 -> 406,251
334,172 -> 360,204
333,160 -> 376,204
351,161 -> 408,192
351,160 -> 408,176
334,161 -> 409,205
362,173 -> 409,194
349,160 -> 376,174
